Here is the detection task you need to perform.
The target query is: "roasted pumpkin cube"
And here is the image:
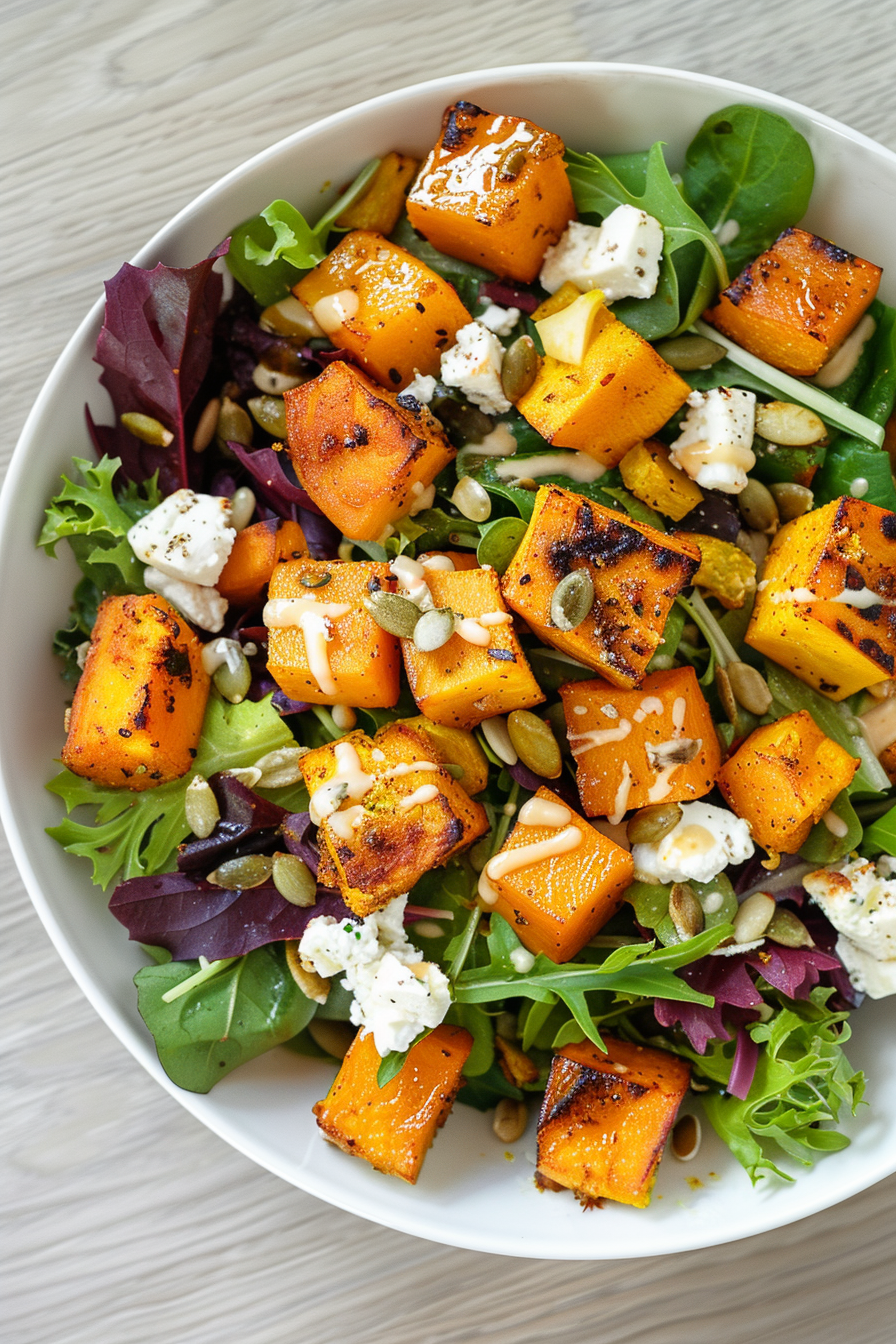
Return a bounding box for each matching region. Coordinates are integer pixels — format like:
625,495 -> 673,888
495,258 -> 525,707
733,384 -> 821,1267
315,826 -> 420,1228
717,709 -> 859,854
705,227 -> 882,377
216,518 -> 307,608
301,722 -> 488,916
537,1037 -> 690,1208
559,667 -> 721,818
675,531 -> 757,610
481,786 -> 633,961
314,1023 -> 473,1184
283,361 -> 455,542
294,230 -> 471,388
395,716 -> 489,795
334,151 -> 420,235
265,559 -> 400,708
61,594 -> 210,790
406,101 -> 575,284
746,497 -> 896,699
401,567 -> 544,728
619,440 -> 704,522
516,313 -> 691,467
502,486 -> 700,688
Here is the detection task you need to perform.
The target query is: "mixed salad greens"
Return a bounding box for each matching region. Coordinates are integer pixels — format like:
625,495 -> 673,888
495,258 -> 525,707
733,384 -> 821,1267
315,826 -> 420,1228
40,98 -> 896,1203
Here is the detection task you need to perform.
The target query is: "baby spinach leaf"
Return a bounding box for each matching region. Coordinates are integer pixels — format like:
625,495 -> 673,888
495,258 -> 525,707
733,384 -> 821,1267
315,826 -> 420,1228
683,105 -> 814,276
799,790 -> 862,865
861,804 -> 896,858
476,517 -> 527,572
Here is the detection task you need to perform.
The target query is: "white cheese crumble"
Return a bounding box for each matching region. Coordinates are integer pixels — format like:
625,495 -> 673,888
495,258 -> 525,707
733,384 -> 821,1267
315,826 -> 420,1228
632,800 -> 754,885
834,936 -> 896,999
539,206 -> 663,303
399,371 -> 438,405
128,489 -> 235,587
477,302 -> 521,336
298,894 -> 451,1055
669,388 -> 757,493
144,566 -> 229,633
803,856 -> 896,962
440,322 -> 511,415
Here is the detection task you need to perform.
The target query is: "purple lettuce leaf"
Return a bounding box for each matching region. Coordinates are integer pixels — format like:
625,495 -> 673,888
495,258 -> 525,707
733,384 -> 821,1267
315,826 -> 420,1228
478,281 -> 539,314
745,941 -> 841,999
728,1026 -> 759,1100
176,772 -> 289,872
88,243 -> 228,495
654,953 -> 763,1053
508,760 -> 580,810
281,812 -> 320,876
297,506 -> 342,560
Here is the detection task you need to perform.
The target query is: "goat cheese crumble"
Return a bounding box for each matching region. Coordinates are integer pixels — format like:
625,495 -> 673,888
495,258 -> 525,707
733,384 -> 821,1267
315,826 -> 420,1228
440,321 -> 511,415
804,856 -> 896,977
399,370 -> 438,405
477,302 -> 521,336
144,566 -> 229,633
539,205 -> 664,303
669,388 -> 757,493
632,800 -> 754,885
127,489 -> 235,586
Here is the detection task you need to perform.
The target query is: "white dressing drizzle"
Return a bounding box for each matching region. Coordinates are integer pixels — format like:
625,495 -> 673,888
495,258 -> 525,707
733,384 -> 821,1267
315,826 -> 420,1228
517,797 -> 572,829
609,762 -> 633,826
493,452 -> 606,485
485,825 -> 582,880
569,720 -> 632,756
401,784 -> 441,810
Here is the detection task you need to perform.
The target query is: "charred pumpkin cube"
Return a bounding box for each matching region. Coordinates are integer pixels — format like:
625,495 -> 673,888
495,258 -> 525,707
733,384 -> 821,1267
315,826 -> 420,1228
402,566 -> 544,728
705,227 -> 882,377
717,709 -> 859,854
559,667 -> 721,818
301,722 -> 488,916
265,559 -> 401,708
537,1036 -> 690,1208
481,786 -> 633,962
502,486 -> 700,688
334,151 -> 420,236
516,313 -> 691,467
405,101 -> 576,284
284,361 -> 455,542
216,518 -> 308,608
394,716 -> 490,796
619,439 -> 704,522
746,497 -> 896,699
294,230 -> 471,388
61,594 -> 210,790
314,1023 -> 473,1184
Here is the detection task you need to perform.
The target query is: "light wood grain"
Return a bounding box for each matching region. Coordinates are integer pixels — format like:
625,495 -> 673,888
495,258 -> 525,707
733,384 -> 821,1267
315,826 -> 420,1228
2,2 -> 895,1341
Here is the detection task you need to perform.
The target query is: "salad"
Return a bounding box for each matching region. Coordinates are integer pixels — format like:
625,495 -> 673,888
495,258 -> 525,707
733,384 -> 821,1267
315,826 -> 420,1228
39,96 -> 896,1209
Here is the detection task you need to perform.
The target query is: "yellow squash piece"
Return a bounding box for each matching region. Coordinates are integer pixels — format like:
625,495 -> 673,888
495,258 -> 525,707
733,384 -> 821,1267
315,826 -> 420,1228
334,152 -> 420,235
619,440 -> 703,522
535,288 -> 606,366
675,531 -> 757,610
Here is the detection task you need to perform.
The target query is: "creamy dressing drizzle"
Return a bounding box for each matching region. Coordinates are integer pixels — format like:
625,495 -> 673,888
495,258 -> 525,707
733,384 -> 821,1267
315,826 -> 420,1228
770,585 -> 895,609
264,596 -> 353,697
485,825 -> 582,880
401,784 -> 441,810
609,763 -> 633,826
493,453 -> 606,485
517,797 -> 572,829
569,719 -> 632,756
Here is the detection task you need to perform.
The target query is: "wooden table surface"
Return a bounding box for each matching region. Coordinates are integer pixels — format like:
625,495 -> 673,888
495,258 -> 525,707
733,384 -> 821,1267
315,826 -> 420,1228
3,2 -> 895,1340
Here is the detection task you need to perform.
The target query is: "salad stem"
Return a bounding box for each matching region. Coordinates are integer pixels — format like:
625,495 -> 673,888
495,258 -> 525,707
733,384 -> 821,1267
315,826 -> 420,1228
161,955 -> 240,1003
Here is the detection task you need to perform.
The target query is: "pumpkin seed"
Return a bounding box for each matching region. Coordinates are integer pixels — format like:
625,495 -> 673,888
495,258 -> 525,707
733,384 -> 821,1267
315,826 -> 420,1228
499,148 -> 528,181
550,570 -> 594,632
726,660 -> 772,715
766,907 -> 815,949
363,590 -> 422,639
229,486 -> 256,532
184,775 -> 220,839
671,1113 -> 701,1161
734,528 -> 770,570
669,882 -> 705,939
284,942 -> 330,1005
501,336 -> 538,403
121,411 -> 173,447
308,1018 -> 357,1057
507,710 -> 562,779
480,715 -> 518,766
451,475 -> 492,523
769,481 -> 814,521
715,663 -> 739,726
492,1097 -> 527,1144
413,607 -> 456,652
207,855 -> 274,890
253,746 -> 308,789
654,334 -> 726,371
248,393 -> 288,439
251,363 -> 303,395
738,478 -> 779,534
213,653 -> 252,704
755,400 -> 826,446
222,766 -> 262,788
733,891 -> 776,944
626,802 -> 682,846
217,396 -> 253,448
192,397 -> 221,453
272,852 -> 317,907
300,571 -> 332,589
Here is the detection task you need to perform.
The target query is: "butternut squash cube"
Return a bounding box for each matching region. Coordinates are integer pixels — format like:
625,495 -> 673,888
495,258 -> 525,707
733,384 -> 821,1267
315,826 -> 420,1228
482,786 -> 633,962
502,486 -> 700,688
313,1023 -> 473,1184
283,361 -> 455,542
401,566 -> 544,728
406,101 -> 576,284
216,518 -> 308,608
705,227 -> 882,377
334,151 -> 420,236
746,497 -> 896,699
395,716 -> 490,795
619,440 -> 704,522
675,531 -> 757,610
62,594 -> 210,790
717,709 -> 859,854
516,313 -> 691,467
294,230 -> 471,387
301,722 -> 488,916
537,1037 -> 690,1208
265,559 -> 401,708
559,667 -> 721,818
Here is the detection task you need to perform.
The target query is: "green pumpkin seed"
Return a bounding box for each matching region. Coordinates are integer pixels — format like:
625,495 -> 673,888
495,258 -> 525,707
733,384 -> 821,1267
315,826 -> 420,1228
626,802 -> 682,846
363,590 -> 422,639
506,710 -> 562,779
272,853 -> 317,907
213,654 -> 252,704
550,570 -> 594,632
726,660 -> 773,715
755,400 -> 826,446
769,481 -> 814,521
766,907 -> 815,948
207,855 -> 274,890
184,775 -> 220,839
217,396 -> 253,448
734,528 -> 770,569
301,571 -> 332,589
654,334 -> 726,371
499,149 -> 528,182
715,663 -> 739,727
451,475 -> 492,523
738,478 -> 779,534
229,486 -> 256,532
253,746 -> 308,789
669,883 -> 705,939
413,607 -> 456,652
732,891 -> 776,944
248,394 -> 288,439
501,336 -> 538,403
121,412 -> 174,447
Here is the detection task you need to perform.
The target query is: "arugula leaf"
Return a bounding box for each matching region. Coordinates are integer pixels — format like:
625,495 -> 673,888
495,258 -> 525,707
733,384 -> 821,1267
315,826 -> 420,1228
860,804 -> 896,858
46,693 -> 297,888
135,943 -> 316,1093
682,105 -> 814,276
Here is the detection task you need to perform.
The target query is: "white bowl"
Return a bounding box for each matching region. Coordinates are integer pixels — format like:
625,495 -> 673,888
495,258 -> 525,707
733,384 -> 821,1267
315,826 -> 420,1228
2,62 -> 895,1260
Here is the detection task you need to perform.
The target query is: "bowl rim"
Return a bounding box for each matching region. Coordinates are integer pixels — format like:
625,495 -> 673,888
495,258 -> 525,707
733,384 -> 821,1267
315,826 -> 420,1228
3,59 -> 895,1259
